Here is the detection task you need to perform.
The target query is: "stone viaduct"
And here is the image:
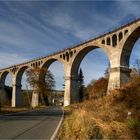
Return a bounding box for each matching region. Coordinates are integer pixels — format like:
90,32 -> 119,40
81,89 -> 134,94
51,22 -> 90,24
0,18 -> 140,108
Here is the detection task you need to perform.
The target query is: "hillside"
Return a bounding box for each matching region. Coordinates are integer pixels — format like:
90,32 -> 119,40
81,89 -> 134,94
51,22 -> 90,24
57,77 -> 140,139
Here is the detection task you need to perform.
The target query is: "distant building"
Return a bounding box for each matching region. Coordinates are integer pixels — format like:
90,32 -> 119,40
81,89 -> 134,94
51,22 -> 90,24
49,90 -> 64,106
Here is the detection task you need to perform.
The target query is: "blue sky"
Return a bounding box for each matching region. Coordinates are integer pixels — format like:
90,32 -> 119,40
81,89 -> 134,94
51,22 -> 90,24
1,1 -> 140,90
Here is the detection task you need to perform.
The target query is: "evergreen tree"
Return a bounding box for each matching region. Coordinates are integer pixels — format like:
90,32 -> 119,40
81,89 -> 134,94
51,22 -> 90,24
78,68 -> 85,102
78,69 -> 84,85
104,62 -> 110,78
134,59 -> 140,75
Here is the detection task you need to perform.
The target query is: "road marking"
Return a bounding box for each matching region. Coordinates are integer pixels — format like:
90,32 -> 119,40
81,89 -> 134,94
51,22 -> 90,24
50,107 -> 64,140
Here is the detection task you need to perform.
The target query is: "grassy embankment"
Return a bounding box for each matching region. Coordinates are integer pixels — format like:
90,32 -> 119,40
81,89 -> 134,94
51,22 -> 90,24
57,77 -> 140,139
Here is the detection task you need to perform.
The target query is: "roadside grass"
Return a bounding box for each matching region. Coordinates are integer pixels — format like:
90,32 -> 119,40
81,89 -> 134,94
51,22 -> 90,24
0,105 -> 48,115
0,106 -> 29,115
57,77 -> 140,139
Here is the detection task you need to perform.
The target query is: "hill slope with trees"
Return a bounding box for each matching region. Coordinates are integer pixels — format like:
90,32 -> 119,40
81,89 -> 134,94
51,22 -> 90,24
58,76 -> 140,139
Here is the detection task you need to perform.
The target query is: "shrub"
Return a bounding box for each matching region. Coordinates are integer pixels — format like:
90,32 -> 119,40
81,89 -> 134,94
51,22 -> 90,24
86,77 -> 108,100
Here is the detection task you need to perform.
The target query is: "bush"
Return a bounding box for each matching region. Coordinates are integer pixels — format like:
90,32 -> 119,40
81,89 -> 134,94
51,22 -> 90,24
86,77 -> 108,100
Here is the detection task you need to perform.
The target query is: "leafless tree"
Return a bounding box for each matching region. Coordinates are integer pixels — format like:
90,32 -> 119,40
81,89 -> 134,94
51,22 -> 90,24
26,67 -> 55,105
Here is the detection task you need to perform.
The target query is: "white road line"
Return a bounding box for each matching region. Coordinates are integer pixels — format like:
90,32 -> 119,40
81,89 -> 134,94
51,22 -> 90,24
50,107 -> 64,140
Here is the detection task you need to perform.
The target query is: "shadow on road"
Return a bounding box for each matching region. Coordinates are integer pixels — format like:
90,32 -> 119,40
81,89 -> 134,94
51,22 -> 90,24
0,106 -> 63,121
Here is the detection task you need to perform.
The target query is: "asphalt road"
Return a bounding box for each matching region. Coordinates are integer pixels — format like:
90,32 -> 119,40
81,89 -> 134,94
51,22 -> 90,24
0,106 -> 63,140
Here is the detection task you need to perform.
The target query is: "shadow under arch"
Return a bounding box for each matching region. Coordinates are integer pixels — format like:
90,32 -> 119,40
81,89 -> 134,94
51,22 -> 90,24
71,45 -> 111,77
16,66 -> 29,85
120,26 -> 140,67
41,58 -> 63,70
0,71 -> 13,106
12,66 -> 30,107
0,71 -> 12,88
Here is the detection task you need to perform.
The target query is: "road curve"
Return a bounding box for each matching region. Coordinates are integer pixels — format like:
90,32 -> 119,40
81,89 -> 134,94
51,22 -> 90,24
0,106 -> 63,139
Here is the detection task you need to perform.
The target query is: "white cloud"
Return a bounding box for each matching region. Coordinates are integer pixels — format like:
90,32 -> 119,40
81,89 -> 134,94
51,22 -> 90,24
45,12 -> 73,29
1,1 -> 140,90
117,1 -> 140,17
0,52 -> 28,68
41,5 -> 125,41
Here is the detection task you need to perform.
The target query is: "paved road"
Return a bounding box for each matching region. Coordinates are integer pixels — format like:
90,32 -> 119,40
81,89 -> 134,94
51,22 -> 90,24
0,106 -> 63,139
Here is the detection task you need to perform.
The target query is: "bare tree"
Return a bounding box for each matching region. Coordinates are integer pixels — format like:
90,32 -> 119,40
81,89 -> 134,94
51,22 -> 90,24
26,67 -> 55,105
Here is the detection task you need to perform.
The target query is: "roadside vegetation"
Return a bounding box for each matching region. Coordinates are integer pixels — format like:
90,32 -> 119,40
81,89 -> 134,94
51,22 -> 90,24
0,107 -> 28,115
57,70 -> 140,139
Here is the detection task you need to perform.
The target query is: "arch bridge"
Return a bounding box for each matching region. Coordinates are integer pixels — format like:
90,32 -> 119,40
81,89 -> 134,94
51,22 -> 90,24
0,18 -> 140,107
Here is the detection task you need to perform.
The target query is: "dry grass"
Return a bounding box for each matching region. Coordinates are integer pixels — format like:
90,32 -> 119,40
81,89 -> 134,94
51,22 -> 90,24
58,109 -> 103,140
0,107 -> 29,115
58,77 -> 140,139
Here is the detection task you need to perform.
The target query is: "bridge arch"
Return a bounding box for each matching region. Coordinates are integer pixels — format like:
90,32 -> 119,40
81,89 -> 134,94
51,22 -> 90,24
112,34 -> 117,47
107,37 -> 111,45
0,71 -> 12,88
71,45 -> 111,77
16,66 -> 29,85
120,25 -> 140,67
40,56 -> 64,104
11,65 -> 30,107
64,44 -> 111,105
40,58 -> 64,81
41,58 -> 61,70
0,71 -> 13,106
40,58 -> 64,84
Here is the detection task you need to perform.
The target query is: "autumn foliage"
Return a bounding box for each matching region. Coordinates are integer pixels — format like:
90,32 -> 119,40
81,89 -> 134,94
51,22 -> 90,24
86,77 -> 108,100
58,76 -> 140,139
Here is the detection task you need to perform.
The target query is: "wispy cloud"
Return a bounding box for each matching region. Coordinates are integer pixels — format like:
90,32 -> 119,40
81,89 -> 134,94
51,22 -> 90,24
1,1 -> 140,89
0,52 -> 28,68
117,1 -> 140,17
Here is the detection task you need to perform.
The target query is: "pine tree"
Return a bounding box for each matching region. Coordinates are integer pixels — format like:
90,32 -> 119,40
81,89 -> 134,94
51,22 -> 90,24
104,62 -> 110,78
78,68 -> 85,102
78,69 -> 84,85
135,59 -> 140,75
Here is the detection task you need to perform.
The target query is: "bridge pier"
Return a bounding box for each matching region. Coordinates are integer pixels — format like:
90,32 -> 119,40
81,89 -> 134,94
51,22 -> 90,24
11,83 -> 22,107
31,88 -> 39,108
108,66 -> 131,92
64,75 -> 79,106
